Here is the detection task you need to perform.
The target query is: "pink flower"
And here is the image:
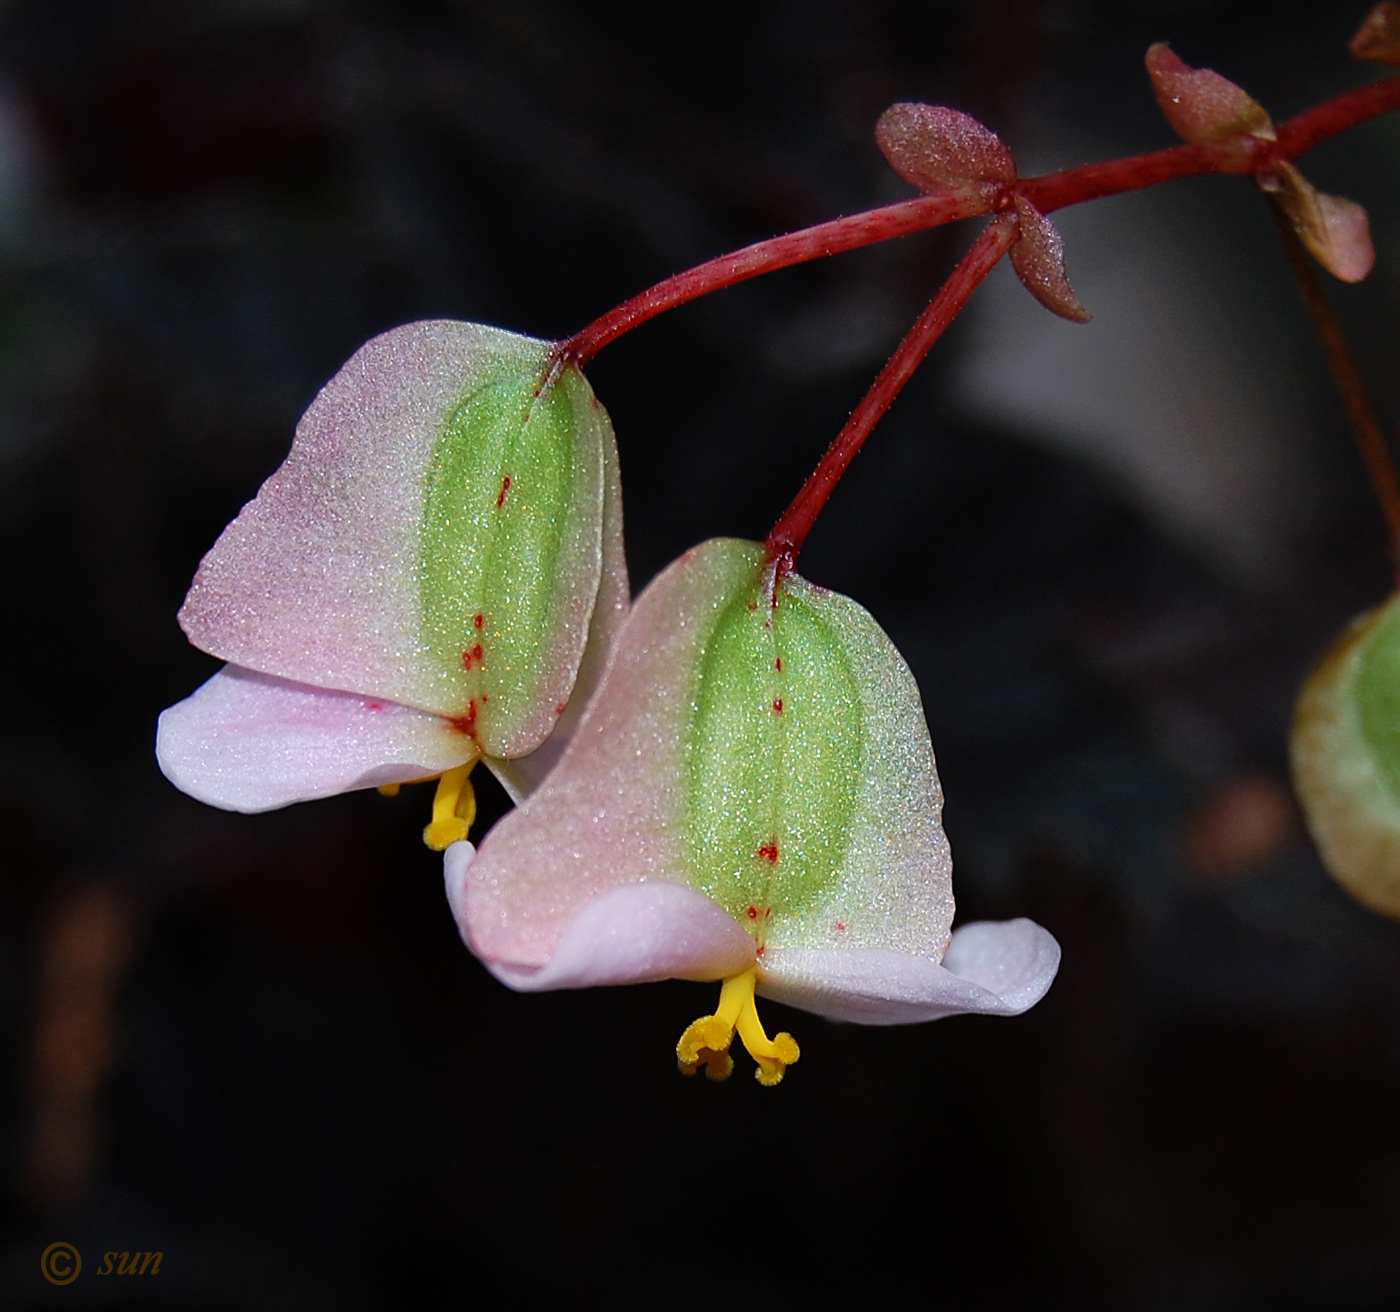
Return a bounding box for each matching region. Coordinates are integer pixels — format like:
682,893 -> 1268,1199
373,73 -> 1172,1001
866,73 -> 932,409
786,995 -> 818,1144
447,538 -> 1059,1083
158,320 -> 628,840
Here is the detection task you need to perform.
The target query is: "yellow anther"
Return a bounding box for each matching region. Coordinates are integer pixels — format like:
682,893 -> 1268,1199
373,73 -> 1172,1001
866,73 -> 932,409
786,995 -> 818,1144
676,1014 -> 735,1080
422,762 -> 478,850
675,967 -> 799,1087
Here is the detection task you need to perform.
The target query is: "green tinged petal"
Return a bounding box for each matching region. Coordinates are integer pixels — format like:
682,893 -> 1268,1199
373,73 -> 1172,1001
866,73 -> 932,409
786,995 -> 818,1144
179,321 -> 618,763
462,537 -> 954,972
684,551 -> 863,924
420,364 -> 606,755
673,541 -> 954,954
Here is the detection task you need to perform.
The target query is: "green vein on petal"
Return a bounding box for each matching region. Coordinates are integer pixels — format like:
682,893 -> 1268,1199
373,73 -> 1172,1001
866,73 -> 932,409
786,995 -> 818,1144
419,363 -> 605,755
683,546 -> 863,925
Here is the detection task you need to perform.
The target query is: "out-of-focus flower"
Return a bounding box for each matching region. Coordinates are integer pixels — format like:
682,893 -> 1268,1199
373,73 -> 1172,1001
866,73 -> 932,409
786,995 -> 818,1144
158,320 -> 628,847
1292,592 -> 1400,919
449,538 -> 1059,1083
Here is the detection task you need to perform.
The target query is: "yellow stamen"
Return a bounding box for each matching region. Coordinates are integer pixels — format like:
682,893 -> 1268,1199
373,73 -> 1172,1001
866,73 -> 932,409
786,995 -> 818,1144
377,772 -> 442,799
675,966 -> 799,1086
422,762 -> 478,850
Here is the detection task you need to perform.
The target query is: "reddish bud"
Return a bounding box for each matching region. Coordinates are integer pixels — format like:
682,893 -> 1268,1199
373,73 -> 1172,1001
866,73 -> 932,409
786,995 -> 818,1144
1264,161 -> 1375,284
1008,197 -> 1091,323
1145,43 -> 1274,168
875,103 -> 1015,208
1351,2 -> 1400,65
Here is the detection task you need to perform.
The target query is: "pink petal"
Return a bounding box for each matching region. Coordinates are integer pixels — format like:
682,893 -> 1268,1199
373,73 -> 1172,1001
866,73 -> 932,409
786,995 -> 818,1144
181,322 -> 536,715
177,319 -> 618,759
755,918 -> 1060,1025
156,664 -> 473,812
457,543 -> 734,971
446,845 -> 755,989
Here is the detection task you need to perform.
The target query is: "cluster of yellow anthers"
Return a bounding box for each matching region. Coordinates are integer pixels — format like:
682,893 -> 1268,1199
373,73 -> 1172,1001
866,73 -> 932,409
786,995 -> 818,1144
677,967 -> 800,1087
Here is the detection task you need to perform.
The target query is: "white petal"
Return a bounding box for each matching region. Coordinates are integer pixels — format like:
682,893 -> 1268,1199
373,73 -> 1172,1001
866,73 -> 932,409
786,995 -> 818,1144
156,664 -> 473,812
941,917 -> 1062,1010
446,843 -> 754,991
756,918 -> 1060,1025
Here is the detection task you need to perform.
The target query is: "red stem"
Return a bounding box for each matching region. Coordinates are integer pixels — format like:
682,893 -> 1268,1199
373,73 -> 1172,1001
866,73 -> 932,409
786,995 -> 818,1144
1267,194 -> 1400,573
563,192 -> 986,363
766,215 -> 1019,563
562,74 -> 1400,365
1276,73 -> 1400,158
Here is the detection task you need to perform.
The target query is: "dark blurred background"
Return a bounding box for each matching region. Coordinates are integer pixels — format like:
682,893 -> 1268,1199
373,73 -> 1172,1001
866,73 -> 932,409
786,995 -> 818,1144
4,0 -> 1400,1306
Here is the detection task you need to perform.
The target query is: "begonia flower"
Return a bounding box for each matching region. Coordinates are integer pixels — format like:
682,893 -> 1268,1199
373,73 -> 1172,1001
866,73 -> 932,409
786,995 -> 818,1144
158,320 -> 629,846
449,538 -> 1059,1084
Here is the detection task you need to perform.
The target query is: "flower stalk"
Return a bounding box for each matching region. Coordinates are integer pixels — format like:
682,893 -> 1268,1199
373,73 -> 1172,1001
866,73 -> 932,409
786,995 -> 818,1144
562,74 -> 1400,369
767,213 -> 1019,564
1267,194 -> 1400,573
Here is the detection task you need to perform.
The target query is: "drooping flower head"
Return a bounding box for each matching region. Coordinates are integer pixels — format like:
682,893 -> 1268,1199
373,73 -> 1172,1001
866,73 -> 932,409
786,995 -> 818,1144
450,538 -> 1059,1083
158,320 -> 628,843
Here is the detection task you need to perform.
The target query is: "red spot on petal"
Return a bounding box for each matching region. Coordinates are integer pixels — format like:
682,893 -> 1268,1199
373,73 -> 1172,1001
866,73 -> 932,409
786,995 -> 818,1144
757,842 -> 779,864
747,601 -> 759,612
473,613 -> 484,630
460,643 -> 485,671
746,905 -> 759,921
772,698 -> 783,713
496,475 -> 513,508
365,701 -> 384,712
447,700 -> 479,740
834,921 -> 847,933
756,944 -> 766,957
555,702 -> 568,715
774,657 -> 782,671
